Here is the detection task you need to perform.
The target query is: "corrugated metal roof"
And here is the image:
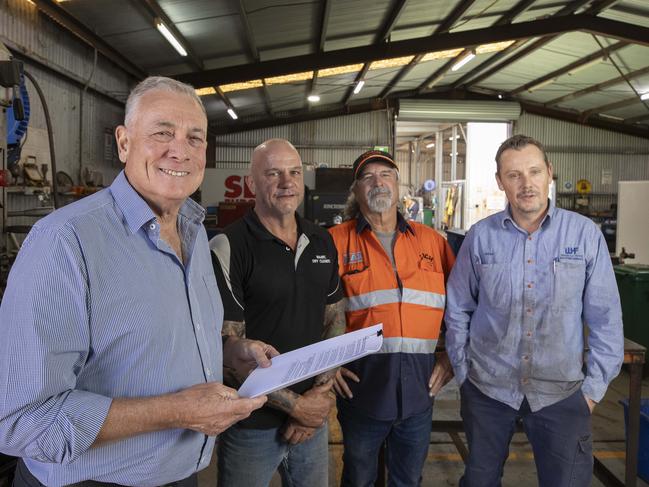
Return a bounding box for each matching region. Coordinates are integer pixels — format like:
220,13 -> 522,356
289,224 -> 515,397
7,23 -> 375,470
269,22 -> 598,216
9,0 -> 647,137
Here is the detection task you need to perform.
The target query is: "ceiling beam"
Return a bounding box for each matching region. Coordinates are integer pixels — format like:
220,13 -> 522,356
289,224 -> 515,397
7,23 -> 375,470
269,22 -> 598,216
415,0 -> 538,94
545,65 -> 649,106
453,0 -> 599,89
466,11 -> 645,90
237,0 -> 259,62
466,37 -> 553,88
520,100 -> 648,138
30,0 -> 146,79
509,40 -> 628,95
316,0 -> 332,53
376,0 -> 409,43
450,39 -> 526,89
342,0 -> 409,106
583,96 -> 648,118
417,57 -> 459,94
180,13 -> 615,88
235,0 -> 273,115
307,0 -> 332,109
342,64 -> 370,105
625,113 -> 649,124
586,0 -> 622,13
580,15 -> 649,46
493,0 -> 538,26
139,0 -> 203,71
209,99 -> 389,135
379,0 -> 478,99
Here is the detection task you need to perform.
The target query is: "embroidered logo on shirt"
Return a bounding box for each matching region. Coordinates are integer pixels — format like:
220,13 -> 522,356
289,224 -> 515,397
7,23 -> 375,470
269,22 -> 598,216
420,252 -> 435,264
312,254 -> 332,264
559,246 -> 584,261
343,251 -> 363,265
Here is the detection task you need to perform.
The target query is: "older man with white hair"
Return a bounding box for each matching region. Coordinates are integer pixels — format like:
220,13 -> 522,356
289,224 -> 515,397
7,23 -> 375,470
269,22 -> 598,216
329,150 -> 455,487
0,76 -> 275,487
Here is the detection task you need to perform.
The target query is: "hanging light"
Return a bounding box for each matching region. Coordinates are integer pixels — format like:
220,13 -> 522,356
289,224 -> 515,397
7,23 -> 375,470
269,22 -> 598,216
156,19 -> 188,57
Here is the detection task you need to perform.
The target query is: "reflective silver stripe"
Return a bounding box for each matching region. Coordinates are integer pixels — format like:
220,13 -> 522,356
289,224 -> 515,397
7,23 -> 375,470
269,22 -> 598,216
377,337 -> 439,354
402,288 -> 446,308
345,289 -> 401,312
344,288 -> 445,312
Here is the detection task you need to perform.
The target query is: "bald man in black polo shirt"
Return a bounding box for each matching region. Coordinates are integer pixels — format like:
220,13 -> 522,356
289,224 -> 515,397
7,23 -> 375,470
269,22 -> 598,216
210,139 -> 345,487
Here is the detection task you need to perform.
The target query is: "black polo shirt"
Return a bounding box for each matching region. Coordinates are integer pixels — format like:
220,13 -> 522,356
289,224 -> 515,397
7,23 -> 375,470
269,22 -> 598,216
210,210 -> 342,429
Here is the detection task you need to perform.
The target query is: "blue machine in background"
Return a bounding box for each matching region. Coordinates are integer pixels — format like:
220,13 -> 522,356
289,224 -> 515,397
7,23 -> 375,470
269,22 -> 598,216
5,71 -> 30,171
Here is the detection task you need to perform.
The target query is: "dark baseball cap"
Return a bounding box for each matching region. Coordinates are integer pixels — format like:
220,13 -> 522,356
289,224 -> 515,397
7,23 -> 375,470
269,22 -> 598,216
352,150 -> 398,180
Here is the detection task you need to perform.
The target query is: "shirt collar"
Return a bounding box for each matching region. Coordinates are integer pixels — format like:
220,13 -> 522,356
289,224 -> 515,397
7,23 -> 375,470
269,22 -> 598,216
110,170 -> 205,235
244,209 -> 314,241
355,211 -> 414,235
501,198 -> 555,230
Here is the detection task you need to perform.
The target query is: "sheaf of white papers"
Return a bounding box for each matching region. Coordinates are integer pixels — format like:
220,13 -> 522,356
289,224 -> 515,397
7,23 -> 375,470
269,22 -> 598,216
238,323 -> 383,398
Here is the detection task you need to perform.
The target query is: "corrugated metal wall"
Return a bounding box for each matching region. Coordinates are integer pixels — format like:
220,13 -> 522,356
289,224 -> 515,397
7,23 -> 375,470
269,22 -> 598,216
1,0 -> 131,184
213,111 -> 393,169
515,113 -> 649,211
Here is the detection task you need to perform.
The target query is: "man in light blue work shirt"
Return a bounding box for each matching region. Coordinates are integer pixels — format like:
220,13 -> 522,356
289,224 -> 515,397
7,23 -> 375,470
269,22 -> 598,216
445,134 -> 624,487
0,77 -> 276,486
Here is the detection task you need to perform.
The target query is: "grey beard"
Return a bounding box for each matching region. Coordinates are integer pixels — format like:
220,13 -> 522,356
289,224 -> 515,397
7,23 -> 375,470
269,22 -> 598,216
367,190 -> 392,213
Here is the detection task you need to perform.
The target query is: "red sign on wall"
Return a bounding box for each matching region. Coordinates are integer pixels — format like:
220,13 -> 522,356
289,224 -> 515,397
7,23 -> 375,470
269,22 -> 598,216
224,175 -> 255,200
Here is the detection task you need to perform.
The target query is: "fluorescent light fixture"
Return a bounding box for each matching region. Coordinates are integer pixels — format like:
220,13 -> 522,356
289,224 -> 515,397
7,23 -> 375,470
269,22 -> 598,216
527,77 -> 556,92
156,19 -> 187,57
426,142 -> 435,148
353,80 -> 365,95
451,51 -> 476,72
227,108 -> 238,120
448,135 -> 460,141
641,92 -> 649,101
598,113 -> 624,121
307,94 -> 320,103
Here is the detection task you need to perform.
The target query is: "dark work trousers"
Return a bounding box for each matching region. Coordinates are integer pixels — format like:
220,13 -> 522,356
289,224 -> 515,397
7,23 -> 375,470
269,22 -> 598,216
459,380 -> 593,487
12,460 -> 198,487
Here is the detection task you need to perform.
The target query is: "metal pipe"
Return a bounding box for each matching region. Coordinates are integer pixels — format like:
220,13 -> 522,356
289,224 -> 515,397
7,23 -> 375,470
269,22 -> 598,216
22,70 -> 59,208
79,48 -> 98,185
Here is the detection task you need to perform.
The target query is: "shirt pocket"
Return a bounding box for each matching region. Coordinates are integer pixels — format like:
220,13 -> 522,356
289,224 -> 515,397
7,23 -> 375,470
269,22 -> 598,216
553,261 -> 586,311
477,263 -> 512,309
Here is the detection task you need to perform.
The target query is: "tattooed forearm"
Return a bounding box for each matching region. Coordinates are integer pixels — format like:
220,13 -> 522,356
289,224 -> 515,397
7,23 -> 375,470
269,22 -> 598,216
222,365 -> 245,388
267,388 -> 301,414
222,320 -> 245,337
313,301 -> 346,385
314,369 -> 336,385
322,301 -> 346,339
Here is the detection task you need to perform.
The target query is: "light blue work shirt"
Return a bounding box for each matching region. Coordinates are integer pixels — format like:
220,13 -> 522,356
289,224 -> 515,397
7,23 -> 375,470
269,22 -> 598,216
0,171 -> 223,486
445,201 -> 623,412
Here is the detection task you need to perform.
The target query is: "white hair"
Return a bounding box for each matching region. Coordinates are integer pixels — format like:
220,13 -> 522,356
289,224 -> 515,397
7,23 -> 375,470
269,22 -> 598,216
124,76 -> 206,127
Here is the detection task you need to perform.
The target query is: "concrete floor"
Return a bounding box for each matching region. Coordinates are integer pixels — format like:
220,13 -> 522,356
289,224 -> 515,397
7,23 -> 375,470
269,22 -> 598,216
199,368 -> 649,486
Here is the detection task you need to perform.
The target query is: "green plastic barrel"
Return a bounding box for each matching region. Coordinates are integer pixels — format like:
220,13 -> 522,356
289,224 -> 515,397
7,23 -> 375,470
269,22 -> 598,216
423,208 -> 434,226
614,264 -> 649,351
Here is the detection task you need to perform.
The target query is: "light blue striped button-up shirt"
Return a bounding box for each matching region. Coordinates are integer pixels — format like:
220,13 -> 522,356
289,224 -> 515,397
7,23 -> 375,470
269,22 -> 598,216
0,171 -> 223,486
445,202 -> 623,412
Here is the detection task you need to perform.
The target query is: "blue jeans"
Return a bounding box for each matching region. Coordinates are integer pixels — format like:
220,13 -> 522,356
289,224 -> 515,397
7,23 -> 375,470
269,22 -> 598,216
217,422 -> 328,487
337,399 -> 433,487
459,380 -> 593,487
